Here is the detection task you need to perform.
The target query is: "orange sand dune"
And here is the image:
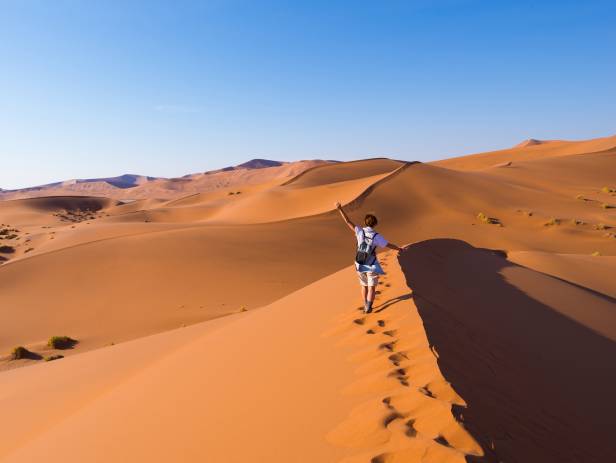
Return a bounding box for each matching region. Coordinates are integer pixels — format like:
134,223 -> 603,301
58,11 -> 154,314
2,136 -> 616,461
433,134 -> 616,170
508,251 -> 616,298
2,156 -> 616,365
0,160 -> 329,201
0,254 -> 483,463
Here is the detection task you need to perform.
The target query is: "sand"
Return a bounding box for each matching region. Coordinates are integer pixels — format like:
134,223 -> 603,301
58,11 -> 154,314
1,135 -> 615,461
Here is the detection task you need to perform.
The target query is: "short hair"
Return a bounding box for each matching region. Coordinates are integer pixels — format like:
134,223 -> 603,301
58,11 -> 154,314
364,214 -> 378,227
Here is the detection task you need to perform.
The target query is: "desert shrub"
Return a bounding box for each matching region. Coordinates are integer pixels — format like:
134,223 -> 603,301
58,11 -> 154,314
571,219 -> 585,225
601,203 -> 614,209
0,245 -> 15,253
25,248 -> 34,253
601,186 -> 615,194
235,191 -> 242,194
227,192 -> 235,195
47,336 -> 77,349
591,251 -> 601,256
576,194 -> 585,200
476,212 -> 500,225
44,354 -> 64,362
594,223 -> 608,230
544,218 -> 560,226
11,346 -> 30,360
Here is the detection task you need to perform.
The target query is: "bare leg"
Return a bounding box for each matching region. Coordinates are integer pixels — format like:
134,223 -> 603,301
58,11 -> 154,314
366,285 -> 376,304
361,285 -> 368,303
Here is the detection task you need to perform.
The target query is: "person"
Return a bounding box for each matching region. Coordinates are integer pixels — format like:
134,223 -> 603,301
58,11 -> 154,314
335,202 -> 403,313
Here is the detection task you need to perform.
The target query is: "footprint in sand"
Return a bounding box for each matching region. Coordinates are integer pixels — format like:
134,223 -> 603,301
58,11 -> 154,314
377,320 -> 386,327
353,317 -> 366,325
419,385 -> 436,398
383,329 -> 397,337
387,367 -> 410,386
379,340 -> 397,352
405,419 -> 417,437
388,351 -> 408,367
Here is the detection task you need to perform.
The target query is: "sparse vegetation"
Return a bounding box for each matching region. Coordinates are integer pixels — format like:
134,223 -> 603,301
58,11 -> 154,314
571,219 -> 585,225
47,336 -> 78,350
593,223 -> 609,231
601,186 -> 615,194
601,203 -> 614,209
543,218 -> 560,227
591,251 -> 601,256
239,306 -> 248,312
476,212 -> 501,226
576,194 -> 585,200
11,346 -> 31,360
0,245 -> 15,253
228,192 -> 235,195
44,354 -> 64,362
25,247 -> 34,253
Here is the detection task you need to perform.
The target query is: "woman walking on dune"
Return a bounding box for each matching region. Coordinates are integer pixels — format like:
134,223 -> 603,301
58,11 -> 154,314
335,202 -> 403,313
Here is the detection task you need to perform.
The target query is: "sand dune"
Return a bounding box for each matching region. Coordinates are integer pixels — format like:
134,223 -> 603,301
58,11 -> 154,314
508,251 -> 616,298
0,253 -> 483,462
433,134 -> 616,170
399,240 -> 616,462
0,160 -> 330,201
2,136 -> 616,461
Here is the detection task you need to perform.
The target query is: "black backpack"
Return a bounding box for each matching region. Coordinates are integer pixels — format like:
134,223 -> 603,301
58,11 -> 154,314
355,228 -> 378,265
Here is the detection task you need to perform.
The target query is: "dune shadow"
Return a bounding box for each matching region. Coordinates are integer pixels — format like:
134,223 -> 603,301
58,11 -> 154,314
397,239 -> 616,463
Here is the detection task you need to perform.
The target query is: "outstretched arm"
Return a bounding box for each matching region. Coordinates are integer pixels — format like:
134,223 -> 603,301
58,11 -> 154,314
386,243 -> 403,252
335,202 -> 356,232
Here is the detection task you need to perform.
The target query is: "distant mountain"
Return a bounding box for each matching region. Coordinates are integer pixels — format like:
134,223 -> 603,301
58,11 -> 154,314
0,159 -> 332,201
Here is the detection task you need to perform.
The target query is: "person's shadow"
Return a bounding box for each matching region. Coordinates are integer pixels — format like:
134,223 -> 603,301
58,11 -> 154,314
397,239 -> 616,463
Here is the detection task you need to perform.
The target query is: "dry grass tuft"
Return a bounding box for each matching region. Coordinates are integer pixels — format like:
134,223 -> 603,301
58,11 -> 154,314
47,336 -> 78,350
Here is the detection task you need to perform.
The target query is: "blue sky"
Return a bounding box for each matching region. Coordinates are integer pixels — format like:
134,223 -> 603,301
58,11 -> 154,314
1,0 -> 615,189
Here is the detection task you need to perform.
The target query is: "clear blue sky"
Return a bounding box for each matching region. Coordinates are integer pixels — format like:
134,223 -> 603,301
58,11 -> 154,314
1,0 -> 615,189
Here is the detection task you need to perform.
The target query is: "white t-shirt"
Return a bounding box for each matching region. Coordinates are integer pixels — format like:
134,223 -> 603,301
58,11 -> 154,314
354,226 -> 388,248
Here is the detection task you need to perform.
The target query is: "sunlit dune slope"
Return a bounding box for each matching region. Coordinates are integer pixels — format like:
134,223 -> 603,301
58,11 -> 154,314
2,153 -> 616,361
508,251 -> 616,299
0,160 -> 329,201
433,134 -> 616,170
0,255 -> 483,463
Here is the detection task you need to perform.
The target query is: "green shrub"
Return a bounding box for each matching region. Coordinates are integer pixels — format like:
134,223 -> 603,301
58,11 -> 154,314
47,336 -> 77,349
11,346 -> 30,360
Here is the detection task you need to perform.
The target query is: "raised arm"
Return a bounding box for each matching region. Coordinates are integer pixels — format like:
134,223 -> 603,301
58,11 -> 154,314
386,243 -> 403,252
335,202 -> 356,232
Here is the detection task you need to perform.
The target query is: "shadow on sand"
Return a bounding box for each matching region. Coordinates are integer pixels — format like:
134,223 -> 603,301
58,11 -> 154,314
397,239 -> 616,463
